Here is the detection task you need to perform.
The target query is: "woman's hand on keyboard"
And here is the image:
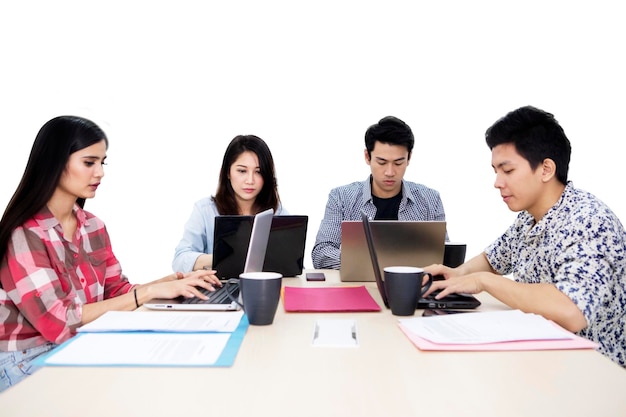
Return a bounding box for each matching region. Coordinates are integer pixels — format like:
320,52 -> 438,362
148,269 -> 222,300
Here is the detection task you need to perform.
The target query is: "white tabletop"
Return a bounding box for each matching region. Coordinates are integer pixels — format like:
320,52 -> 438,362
1,269 -> 625,417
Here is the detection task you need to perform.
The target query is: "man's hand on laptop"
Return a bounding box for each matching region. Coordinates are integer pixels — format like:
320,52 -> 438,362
422,267 -> 484,300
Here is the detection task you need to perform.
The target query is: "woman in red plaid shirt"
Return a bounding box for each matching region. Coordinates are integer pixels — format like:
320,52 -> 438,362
0,116 -> 221,392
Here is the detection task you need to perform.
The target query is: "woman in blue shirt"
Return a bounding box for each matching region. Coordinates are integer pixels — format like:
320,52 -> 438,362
172,135 -> 287,272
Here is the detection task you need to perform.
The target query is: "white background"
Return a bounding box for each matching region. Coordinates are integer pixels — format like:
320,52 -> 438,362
1,1 -> 624,283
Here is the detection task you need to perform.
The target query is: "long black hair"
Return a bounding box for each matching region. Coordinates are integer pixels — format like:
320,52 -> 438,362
0,116 -> 108,264
212,135 -> 280,214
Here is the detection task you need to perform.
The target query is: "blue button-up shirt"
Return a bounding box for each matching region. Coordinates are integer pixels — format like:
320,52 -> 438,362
172,198 -> 288,272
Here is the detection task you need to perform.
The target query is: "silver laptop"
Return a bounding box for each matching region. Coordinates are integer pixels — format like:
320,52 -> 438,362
144,208 -> 274,311
361,212 -> 480,309
340,219 -> 446,282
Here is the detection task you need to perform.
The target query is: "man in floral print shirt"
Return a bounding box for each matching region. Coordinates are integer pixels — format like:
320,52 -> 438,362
425,105 -> 626,367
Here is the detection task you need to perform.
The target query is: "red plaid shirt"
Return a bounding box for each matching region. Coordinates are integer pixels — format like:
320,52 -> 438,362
0,205 -> 133,351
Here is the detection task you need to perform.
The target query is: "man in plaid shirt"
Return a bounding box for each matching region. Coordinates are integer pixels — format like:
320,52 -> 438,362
312,116 -> 446,269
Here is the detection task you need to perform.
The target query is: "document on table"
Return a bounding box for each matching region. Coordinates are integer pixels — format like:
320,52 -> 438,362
43,332 -> 231,366
312,319 -> 359,348
399,310 -> 575,344
41,313 -> 250,367
77,311 -> 244,333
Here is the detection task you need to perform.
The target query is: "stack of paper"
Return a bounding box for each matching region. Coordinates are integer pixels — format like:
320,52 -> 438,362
399,310 -> 598,351
77,311 -> 244,333
38,311 -> 248,367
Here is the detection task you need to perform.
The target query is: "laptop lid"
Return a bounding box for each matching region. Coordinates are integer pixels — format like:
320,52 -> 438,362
361,212 -> 480,310
143,209 -> 274,311
213,215 -> 308,278
242,208 -> 273,273
361,212 -> 390,308
263,216 -> 308,276
340,219 -> 446,282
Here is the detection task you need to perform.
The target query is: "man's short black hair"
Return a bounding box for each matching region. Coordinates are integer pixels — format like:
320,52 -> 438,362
365,116 -> 414,157
486,105 -> 571,184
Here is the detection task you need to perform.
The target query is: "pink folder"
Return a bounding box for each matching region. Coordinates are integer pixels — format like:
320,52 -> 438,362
283,286 -> 381,312
399,324 -> 599,351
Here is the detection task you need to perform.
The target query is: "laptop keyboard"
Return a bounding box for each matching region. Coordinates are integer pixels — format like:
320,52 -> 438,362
181,281 -> 240,305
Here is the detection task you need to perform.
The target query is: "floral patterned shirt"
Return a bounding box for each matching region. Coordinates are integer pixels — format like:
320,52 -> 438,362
486,182 -> 626,366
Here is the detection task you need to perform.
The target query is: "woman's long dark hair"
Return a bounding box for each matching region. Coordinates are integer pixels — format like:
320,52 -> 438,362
212,135 -> 280,214
0,116 -> 108,266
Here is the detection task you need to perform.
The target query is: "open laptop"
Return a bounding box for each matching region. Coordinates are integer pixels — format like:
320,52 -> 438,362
340,220 -> 446,282
361,212 -> 480,310
212,215 -> 308,278
144,208 -> 274,311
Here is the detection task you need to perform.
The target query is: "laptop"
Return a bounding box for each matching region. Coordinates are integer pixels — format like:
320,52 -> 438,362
212,215 -> 308,279
144,208 -> 274,311
340,220 -> 446,282
361,212 -> 480,310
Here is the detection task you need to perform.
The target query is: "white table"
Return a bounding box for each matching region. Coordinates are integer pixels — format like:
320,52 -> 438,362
1,269 -> 625,417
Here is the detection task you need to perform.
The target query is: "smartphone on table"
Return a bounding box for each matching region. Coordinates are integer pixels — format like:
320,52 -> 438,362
306,272 -> 326,281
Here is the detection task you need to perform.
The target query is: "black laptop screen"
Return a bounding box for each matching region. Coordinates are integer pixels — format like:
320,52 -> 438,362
212,215 -> 308,279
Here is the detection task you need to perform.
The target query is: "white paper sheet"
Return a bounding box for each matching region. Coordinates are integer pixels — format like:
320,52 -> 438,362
77,311 -> 244,333
399,310 -> 574,344
44,332 -> 231,366
312,319 -> 359,347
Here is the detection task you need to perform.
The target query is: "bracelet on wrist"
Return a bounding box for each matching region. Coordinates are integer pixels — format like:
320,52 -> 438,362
133,287 -> 140,308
